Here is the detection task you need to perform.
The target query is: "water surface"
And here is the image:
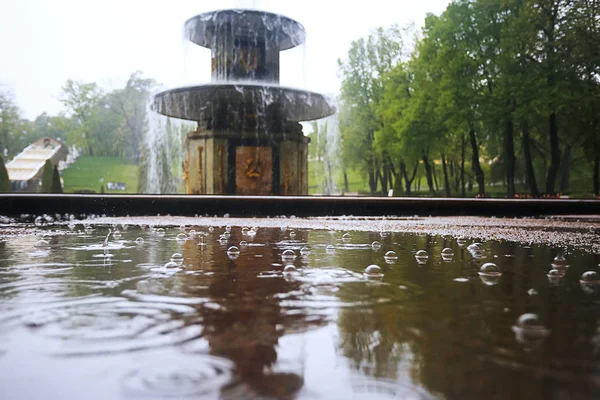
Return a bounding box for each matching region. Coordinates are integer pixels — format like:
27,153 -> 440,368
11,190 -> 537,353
0,221 -> 599,399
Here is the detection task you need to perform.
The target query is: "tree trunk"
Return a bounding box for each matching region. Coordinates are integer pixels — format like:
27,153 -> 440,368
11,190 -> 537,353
545,111 -> 560,194
441,153 -> 451,197
368,164 -> 377,195
504,117 -> 516,198
379,167 -> 388,196
594,153 -> 599,196
559,144 -> 571,194
468,126 -> 485,196
521,120 -> 539,197
461,134 -> 466,197
432,162 -> 439,193
343,171 -> 349,193
408,161 -> 418,194
423,155 -> 436,195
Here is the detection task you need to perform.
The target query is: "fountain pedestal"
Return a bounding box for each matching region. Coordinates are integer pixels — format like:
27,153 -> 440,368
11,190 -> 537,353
183,127 -> 308,195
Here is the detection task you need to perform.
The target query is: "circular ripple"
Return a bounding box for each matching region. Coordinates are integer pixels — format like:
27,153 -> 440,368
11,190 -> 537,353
122,356 -> 233,397
0,296 -> 202,356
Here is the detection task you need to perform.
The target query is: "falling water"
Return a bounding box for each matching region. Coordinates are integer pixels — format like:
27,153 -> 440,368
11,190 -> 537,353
311,95 -> 341,195
141,100 -> 190,194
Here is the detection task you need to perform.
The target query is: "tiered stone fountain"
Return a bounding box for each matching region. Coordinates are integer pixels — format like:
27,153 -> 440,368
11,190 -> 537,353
153,9 -> 335,195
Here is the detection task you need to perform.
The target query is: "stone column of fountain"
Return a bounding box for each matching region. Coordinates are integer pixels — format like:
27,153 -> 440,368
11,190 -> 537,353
153,9 -> 335,195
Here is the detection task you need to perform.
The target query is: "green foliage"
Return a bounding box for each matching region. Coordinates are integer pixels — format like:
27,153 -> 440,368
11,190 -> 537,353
338,0 -> 600,197
40,160 -> 54,193
59,72 -> 157,159
0,156 -> 10,192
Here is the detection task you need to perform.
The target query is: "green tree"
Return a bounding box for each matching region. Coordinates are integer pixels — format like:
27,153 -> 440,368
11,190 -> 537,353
338,25 -> 410,194
109,71 -> 157,160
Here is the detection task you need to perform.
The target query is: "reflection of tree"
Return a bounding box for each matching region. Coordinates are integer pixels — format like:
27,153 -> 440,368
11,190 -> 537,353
334,234 -> 600,399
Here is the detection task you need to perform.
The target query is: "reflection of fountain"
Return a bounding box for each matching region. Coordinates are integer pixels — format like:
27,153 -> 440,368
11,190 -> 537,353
152,9 -> 335,195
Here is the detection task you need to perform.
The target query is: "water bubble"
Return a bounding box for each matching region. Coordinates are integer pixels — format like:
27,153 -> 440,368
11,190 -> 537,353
371,241 -> 382,250
34,239 -> 51,249
580,271 -> 600,285
326,245 -> 336,254
135,237 -> 144,245
283,265 -> 297,273
512,313 -> 550,350
68,222 -> 76,231
164,261 -> 180,269
379,230 -> 389,238
247,229 -> 257,237
225,225 -> 232,233
457,237 -> 468,247
84,226 -> 94,234
176,233 -> 188,242
289,231 -> 296,239
415,250 -> 428,261
170,253 -> 184,266
239,240 -> 248,248
226,246 -> 240,259
188,230 -> 197,237
553,252 -> 568,266
300,246 -> 310,256
280,225 -> 287,232
467,242 -> 483,252
241,227 -> 249,234
208,226 -> 214,232
364,264 -> 384,279
383,251 -> 398,264
155,228 -> 165,237
515,313 -> 545,330
179,224 -> 186,232
34,216 -> 44,226
441,248 -> 454,257
281,249 -> 296,262
547,268 -> 564,280
341,233 -> 351,243
113,230 -> 122,240
479,262 -> 501,277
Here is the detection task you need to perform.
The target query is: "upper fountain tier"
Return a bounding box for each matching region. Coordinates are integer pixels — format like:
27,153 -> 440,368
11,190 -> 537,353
185,9 -> 306,84
153,9 -> 335,124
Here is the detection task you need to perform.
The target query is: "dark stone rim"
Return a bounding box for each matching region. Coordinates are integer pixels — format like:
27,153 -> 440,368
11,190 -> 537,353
152,84 -> 336,122
1,194 -> 598,218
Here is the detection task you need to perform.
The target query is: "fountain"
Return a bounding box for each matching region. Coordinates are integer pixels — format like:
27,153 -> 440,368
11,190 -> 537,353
152,9 -> 335,195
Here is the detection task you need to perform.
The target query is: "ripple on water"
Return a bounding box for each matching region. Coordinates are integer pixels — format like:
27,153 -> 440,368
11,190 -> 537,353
347,377 -> 435,399
121,355 -> 234,398
0,295 -> 202,356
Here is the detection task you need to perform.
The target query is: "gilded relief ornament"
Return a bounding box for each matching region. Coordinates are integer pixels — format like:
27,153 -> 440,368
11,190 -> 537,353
245,156 -> 262,179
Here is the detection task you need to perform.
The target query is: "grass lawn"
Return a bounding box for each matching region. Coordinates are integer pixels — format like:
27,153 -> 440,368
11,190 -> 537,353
308,160 -> 370,195
62,156 -> 139,194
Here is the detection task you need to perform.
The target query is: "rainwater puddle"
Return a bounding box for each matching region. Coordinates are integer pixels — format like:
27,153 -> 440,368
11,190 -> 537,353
0,219 -> 599,399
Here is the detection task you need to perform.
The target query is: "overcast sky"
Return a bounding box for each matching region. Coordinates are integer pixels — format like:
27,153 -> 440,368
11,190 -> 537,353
0,0 -> 450,119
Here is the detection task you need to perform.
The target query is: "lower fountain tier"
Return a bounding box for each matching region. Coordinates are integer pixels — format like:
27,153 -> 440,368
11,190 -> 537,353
152,84 -> 335,127
183,127 -> 309,195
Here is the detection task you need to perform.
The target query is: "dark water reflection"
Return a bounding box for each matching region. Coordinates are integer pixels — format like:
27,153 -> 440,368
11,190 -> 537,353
0,223 -> 599,399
